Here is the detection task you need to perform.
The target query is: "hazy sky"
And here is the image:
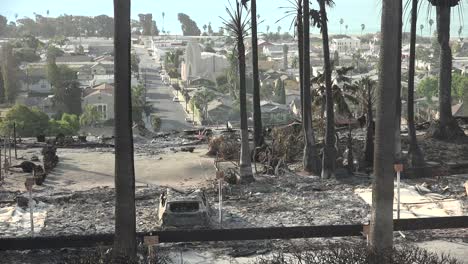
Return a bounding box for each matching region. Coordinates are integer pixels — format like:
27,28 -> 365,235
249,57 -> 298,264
2,0 -> 467,36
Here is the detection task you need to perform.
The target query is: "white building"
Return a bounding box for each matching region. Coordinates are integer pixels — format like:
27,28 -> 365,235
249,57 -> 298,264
180,42 -> 229,82
19,67 -> 52,94
331,38 -> 361,53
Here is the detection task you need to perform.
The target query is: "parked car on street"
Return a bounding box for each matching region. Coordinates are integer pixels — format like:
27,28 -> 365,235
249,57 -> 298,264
173,96 -> 180,102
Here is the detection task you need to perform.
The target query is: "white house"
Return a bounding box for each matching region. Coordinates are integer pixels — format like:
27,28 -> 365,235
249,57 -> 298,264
82,89 -> 114,121
180,42 -> 229,82
331,38 -> 361,53
19,67 -> 52,94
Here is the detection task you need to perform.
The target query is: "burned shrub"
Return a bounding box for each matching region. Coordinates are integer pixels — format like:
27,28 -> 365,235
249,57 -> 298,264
256,242 -> 461,264
271,122 -> 303,162
207,135 -> 240,161
34,165 -> 46,185
62,246 -> 172,264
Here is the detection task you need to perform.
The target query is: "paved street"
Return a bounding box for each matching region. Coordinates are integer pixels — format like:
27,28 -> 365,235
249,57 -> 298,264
134,45 -> 192,132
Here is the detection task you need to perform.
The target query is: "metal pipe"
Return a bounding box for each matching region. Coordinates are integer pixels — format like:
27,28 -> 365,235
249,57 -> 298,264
8,134 -> 11,166
397,171 -> 401,219
13,122 -> 17,159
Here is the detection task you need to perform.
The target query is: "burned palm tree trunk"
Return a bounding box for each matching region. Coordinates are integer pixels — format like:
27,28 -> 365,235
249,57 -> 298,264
408,0 -> 425,171
228,1 -> 254,183
363,79 -> 374,167
319,0 -> 336,179
302,0 -> 321,175
250,0 -> 264,147
238,35 -> 254,183
297,1 -> 305,122
113,0 -> 137,259
428,1 -> 464,139
369,0 -> 399,258
395,0 -> 403,160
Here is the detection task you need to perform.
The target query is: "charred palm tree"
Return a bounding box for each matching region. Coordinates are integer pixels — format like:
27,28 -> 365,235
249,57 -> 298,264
427,0 -> 465,139
357,77 -> 376,167
369,0 -> 399,258
222,0 -> 255,183
277,0 -> 304,122
395,0 -> 403,160
302,0 -> 322,175
408,0 -> 426,171
242,0 -> 264,147
316,0 -> 336,179
312,66 -> 359,119
113,0 -> 136,259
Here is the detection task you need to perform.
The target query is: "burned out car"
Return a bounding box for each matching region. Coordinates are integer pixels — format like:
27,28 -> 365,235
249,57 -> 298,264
157,189 -> 210,228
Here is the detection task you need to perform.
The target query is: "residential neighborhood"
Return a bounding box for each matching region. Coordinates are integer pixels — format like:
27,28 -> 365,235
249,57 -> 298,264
0,1 -> 467,263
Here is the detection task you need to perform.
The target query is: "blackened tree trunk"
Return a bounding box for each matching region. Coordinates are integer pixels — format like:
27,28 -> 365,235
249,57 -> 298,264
395,0 -> 403,159
319,0 -> 336,179
408,0 -> 425,170
113,0 -> 136,260
363,78 -> 374,167
429,4 -> 465,139
238,28 -> 255,183
369,0 -> 399,258
251,0 -> 264,147
302,0 -> 321,175
297,2 -> 305,122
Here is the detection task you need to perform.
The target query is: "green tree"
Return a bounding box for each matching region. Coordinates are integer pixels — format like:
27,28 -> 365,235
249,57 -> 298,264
46,45 -> 65,60
208,22 -> 214,35
451,73 -> 468,102
178,13 -> 201,36
339,18 -> 344,34
1,43 -> 19,103
94,15 -> 114,38
80,105 -> 102,127
0,15 -> 7,36
48,113 -> 80,136
131,85 -> 152,123
131,53 -> 140,78
138,14 -> 153,35
191,88 -> 216,121
417,76 -> 438,101
47,61 -> 81,115
14,48 -> 40,62
273,79 -> 286,104
1,105 -> 49,137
